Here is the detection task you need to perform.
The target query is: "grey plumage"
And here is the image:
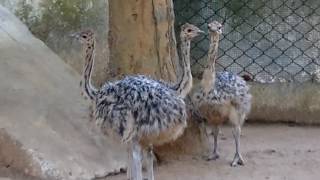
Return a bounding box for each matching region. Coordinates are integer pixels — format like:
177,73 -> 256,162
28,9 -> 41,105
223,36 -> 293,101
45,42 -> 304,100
95,75 -> 187,144
193,71 -> 251,120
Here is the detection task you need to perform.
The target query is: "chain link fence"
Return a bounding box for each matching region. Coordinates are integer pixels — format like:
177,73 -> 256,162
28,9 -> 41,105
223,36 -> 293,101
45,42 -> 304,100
174,0 -> 320,83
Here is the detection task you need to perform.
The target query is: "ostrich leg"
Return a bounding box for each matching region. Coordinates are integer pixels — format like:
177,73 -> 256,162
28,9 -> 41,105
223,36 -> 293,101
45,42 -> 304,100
131,139 -> 143,180
199,122 -> 211,159
146,145 -> 154,180
207,125 -> 220,160
211,125 -> 219,160
127,146 -> 132,180
200,123 -> 219,161
231,124 -> 244,167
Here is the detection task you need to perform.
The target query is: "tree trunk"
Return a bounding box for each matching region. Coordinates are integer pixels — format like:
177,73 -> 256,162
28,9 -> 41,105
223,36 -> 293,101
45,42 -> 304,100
109,0 -> 178,82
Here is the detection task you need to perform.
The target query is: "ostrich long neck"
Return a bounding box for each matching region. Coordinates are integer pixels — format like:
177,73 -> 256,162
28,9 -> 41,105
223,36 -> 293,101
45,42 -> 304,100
173,37 -> 192,98
201,32 -> 220,93
207,32 -> 220,73
81,39 -> 98,101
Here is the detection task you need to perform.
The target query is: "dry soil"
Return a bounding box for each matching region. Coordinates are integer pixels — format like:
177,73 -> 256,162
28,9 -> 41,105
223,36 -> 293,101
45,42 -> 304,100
106,124 -> 320,180
1,124 -> 320,180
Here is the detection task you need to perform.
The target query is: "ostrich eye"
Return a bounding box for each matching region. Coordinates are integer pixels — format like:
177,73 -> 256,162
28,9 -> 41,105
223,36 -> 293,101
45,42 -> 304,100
187,29 -> 192,33
82,35 -> 87,38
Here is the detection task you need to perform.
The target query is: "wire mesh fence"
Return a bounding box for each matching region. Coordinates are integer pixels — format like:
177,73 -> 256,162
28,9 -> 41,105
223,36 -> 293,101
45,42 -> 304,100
174,0 -> 320,83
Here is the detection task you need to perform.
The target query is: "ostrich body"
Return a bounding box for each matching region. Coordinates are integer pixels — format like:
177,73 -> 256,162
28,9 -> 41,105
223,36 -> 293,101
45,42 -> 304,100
72,24 -> 203,180
192,21 -> 252,167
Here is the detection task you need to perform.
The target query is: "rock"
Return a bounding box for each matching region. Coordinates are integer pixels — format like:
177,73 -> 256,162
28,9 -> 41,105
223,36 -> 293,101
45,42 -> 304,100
0,5 -> 125,180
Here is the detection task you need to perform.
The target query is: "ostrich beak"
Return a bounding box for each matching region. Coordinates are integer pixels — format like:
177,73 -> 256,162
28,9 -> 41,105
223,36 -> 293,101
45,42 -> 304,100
198,29 -> 206,35
69,32 -> 80,40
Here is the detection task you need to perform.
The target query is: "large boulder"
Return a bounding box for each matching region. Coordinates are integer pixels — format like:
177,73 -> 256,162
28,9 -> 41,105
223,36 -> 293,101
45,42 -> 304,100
0,5 -> 125,180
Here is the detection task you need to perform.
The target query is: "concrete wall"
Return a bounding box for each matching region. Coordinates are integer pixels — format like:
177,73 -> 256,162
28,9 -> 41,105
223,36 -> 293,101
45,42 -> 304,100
249,82 -> 320,124
0,6 -> 125,179
0,0 -> 109,85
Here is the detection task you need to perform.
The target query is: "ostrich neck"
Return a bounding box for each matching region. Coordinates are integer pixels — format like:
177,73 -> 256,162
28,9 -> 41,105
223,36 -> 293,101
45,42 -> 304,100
207,32 -> 220,74
173,38 -> 192,98
82,40 -> 98,101
201,32 -> 220,93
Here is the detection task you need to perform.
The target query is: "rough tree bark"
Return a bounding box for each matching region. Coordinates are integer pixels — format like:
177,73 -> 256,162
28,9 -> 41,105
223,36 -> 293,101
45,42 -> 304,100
109,0 -> 179,82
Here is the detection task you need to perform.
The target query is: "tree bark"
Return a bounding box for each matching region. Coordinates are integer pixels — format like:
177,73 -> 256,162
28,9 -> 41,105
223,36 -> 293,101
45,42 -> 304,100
109,0 -> 178,82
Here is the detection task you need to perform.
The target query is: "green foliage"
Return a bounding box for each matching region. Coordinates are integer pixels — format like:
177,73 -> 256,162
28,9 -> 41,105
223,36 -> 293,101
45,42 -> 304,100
14,0 -> 38,28
14,0 -> 106,42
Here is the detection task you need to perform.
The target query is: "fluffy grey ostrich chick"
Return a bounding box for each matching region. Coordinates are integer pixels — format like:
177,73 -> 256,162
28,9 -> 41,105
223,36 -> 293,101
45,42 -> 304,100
192,21 -> 252,167
72,23 -> 203,180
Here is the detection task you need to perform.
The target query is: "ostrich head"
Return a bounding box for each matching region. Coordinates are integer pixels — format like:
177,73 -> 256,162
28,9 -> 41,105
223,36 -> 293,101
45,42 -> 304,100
70,29 -> 95,45
208,21 -> 223,34
180,23 -> 205,40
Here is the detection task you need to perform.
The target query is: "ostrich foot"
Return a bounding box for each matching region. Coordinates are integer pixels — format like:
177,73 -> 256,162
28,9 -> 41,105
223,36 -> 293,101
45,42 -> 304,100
231,153 -> 245,167
204,152 -> 220,161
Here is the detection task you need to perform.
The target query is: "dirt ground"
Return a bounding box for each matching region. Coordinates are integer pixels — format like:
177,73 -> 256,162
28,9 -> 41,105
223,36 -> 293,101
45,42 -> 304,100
106,124 -> 320,180
1,124 -> 320,180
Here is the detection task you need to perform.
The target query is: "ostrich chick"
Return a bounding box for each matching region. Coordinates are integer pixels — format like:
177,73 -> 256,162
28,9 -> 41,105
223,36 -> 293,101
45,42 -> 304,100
192,21 -> 252,167
72,23 -> 203,180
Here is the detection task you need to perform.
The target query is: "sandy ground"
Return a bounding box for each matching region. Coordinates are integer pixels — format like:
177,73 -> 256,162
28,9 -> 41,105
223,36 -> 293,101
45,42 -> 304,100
105,124 -> 320,180
1,124 -> 320,180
